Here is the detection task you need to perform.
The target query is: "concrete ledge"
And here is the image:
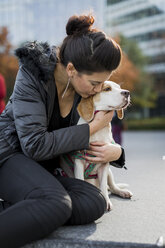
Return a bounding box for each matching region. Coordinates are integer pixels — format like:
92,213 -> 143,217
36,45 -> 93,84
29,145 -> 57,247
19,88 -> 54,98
24,238 -> 163,248
23,132 -> 165,248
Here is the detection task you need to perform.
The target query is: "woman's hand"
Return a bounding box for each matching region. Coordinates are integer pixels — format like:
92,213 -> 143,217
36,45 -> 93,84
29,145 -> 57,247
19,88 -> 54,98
89,111 -> 114,135
83,141 -> 122,164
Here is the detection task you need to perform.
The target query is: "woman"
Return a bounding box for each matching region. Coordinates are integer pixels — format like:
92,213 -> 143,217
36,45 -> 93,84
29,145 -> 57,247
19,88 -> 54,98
0,14 -> 125,247
0,73 -> 6,114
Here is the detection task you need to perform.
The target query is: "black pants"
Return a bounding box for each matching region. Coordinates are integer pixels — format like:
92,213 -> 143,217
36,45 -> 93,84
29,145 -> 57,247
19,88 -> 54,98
0,153 -> 106,248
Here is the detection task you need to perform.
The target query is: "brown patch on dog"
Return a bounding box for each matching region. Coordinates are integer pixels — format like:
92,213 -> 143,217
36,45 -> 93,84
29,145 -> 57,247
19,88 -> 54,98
93,93 -> 100,102
117,109 -> 124,119
94,83 -> 112,102
77,96 -> 94,122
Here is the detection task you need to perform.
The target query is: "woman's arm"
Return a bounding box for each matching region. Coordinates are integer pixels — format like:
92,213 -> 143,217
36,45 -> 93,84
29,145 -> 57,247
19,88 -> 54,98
13,67 -> 90,161
89,111 -> 114,136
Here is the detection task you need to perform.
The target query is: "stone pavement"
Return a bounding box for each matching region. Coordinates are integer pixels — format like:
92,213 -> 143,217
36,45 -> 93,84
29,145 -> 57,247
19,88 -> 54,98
24,131 -> 165,248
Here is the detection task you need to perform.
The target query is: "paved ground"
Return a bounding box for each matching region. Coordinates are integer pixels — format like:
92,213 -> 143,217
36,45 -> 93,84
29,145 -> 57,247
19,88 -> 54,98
24,131 -> 165,248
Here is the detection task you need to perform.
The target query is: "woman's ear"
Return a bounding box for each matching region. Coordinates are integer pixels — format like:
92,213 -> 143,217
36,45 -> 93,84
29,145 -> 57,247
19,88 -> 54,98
117,109 -> 124,120
77,96 -> 94,122
66,62 -> 76,77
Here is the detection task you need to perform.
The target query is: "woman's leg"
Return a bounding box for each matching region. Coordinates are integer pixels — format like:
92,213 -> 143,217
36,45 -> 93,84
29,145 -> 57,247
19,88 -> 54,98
57,176 -> 107,225
0,153 -> 72,248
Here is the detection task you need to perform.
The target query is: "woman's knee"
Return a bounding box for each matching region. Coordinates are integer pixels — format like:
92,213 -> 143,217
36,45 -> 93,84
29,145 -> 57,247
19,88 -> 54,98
57,177 -> 106,225
26,186 -> 72,233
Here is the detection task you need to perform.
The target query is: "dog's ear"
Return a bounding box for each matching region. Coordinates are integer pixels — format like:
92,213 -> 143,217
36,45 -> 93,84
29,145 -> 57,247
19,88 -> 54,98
117,109 -> 124,120
77,96 -> 94,122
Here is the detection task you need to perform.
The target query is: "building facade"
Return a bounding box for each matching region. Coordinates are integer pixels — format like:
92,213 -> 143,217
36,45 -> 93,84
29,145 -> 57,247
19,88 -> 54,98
0,0 -> 105,46
105,0 -> 165,116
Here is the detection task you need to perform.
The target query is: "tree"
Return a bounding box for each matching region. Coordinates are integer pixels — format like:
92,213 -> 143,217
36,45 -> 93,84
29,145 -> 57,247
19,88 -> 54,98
111,52 -> 139,92
0,27 -> 18,101
112,34 -> 157,117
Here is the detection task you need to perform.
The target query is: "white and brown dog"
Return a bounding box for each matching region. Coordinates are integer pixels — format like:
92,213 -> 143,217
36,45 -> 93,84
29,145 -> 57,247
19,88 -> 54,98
60,81 -> 133,210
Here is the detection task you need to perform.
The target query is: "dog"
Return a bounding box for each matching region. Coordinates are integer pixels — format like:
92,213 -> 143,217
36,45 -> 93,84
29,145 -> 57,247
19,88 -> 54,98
60,81 -> 133,210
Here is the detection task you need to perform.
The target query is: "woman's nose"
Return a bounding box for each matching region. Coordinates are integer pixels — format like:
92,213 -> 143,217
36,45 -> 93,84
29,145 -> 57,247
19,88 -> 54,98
94,83 -> 103,93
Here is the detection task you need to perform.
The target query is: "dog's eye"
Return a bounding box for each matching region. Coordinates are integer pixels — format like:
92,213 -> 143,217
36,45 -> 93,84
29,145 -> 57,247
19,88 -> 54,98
103,87 -> 111,92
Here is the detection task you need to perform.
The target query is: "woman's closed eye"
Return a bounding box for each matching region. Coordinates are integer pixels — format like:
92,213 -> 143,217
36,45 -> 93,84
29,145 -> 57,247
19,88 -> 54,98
90,80 -> 102,87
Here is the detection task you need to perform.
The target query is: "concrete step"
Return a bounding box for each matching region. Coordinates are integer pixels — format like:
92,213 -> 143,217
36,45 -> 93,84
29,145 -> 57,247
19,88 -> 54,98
24,237 -> 163,248
23,131 -> 165,248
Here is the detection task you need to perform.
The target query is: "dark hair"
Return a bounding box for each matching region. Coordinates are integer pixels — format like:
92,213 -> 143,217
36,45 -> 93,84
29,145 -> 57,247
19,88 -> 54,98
59,14 -> 121,74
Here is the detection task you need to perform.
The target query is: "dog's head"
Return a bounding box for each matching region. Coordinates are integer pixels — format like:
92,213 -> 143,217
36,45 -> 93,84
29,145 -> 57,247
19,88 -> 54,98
77,81 -> 130,122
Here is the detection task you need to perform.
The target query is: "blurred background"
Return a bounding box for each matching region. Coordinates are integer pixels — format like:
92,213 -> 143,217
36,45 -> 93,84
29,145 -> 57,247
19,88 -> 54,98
1,1 -> 165,243
0,0 -> 165,135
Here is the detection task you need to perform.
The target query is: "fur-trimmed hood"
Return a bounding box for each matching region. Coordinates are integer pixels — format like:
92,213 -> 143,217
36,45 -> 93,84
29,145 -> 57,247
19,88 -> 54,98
15,41 -> 57,82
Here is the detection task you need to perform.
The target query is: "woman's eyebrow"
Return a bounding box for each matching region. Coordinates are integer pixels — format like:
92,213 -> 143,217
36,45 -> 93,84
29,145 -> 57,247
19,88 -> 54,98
89,80 -> 102,84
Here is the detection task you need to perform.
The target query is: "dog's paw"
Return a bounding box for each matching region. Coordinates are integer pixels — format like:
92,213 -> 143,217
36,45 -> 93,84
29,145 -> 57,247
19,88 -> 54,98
117,189 -> 133,199
109,184 -> 133,199
106,199 -> 113,211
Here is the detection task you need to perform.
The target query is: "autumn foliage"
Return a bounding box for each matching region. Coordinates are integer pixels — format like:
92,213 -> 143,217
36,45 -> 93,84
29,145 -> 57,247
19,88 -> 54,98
110,35 -> 156,110
110,52 -> 139,92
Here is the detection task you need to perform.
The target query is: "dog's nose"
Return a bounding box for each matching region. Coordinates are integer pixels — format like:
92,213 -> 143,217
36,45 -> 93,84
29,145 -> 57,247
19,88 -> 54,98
121,90 -> 130,98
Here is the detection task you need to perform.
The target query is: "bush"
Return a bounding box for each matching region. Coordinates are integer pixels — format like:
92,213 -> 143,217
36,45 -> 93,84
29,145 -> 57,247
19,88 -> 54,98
126,117 -> 165,130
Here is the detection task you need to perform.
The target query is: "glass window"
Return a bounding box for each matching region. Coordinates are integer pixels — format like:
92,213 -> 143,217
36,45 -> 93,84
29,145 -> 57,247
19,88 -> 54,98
111,6 -> 163,26
107,0 -> 126,5
132,30 -> 165,42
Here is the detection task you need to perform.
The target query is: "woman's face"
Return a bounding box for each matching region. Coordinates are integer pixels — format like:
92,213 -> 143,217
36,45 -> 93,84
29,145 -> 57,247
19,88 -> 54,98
71,70 -> 112,98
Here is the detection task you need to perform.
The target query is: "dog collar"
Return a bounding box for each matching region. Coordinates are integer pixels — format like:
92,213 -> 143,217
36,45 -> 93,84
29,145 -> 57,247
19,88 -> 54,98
94,110 -> 99,115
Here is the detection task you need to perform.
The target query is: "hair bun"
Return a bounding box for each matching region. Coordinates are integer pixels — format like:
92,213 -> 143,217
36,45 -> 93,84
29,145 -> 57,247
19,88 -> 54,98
66,15 -> 95,35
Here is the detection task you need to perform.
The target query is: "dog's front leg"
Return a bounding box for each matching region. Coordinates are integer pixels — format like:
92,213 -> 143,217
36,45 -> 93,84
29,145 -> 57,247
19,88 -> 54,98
107,168 -> 133,198
74,159 -> 84,180
98,163 -> 113,211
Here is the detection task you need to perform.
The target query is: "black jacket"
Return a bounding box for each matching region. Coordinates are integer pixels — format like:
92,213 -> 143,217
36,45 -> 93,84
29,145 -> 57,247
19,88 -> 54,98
0,42 -> 89,165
